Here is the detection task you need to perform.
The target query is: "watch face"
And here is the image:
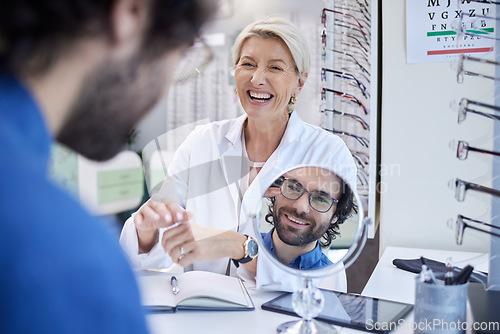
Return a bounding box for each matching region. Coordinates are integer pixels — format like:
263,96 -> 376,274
247,239 -> 258,258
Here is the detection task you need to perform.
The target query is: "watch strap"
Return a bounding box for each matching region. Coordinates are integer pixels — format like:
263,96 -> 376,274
232,235 -> 256,267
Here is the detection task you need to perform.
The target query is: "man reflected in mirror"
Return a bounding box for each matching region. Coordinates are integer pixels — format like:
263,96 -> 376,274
264,167 -> 357,270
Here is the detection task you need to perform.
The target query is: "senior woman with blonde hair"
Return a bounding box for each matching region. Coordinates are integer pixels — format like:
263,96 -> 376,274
120,16 -> 356,291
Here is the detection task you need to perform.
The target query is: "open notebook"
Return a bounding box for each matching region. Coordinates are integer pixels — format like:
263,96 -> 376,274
136,270 -> 254,312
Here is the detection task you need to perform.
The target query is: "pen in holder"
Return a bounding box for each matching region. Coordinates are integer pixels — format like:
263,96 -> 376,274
414,275 -> 469,334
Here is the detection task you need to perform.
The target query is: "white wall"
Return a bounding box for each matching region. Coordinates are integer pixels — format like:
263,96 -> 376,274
380,1 -> 495,254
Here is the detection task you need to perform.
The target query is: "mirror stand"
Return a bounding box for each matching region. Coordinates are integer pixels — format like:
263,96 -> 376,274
276,277 -> 338,334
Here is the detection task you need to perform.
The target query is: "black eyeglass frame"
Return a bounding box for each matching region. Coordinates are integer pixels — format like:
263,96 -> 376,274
457,54 -> 500,84
273,176 -> 339,213
456,140 -> 500,160
453,214 -> 500,245
454,178 -> 500,201
458,98 -> 500,124
321,68 -> 369,99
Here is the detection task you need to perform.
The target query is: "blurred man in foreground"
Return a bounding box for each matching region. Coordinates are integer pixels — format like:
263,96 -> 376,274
0,0 -> 213,333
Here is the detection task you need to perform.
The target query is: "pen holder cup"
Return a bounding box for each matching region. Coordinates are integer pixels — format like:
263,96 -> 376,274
414,278 -> 469,334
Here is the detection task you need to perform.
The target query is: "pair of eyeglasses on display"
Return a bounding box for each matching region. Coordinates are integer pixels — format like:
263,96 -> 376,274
324,31 -> 371,64
271,176 -> 338,213
325,129 -> 370,148
454,140 -> 500,160
335,3 -> 371,22
173,38 -> 214,85
321,52 -> 370,83
448,215 -> 500,245
321,68 -> 369,99
352,155 -> 368,171
321,8 -> 370,38
357,168 -> 369,187
351,0 -> 370,10
338,0 -> 371,14
320,107 -> 370,130
456,54 -> 500,84
351,150 -> 369,166
336,41 -> 371,65
332,22 -> 371,42
328,30 -> 371,56
335,64 -> 371,87
330,23 -> 371,47
321,87 -> 369,115
457,98 -> 500,124
451,178 -> 500,202
322,47 -> 370,77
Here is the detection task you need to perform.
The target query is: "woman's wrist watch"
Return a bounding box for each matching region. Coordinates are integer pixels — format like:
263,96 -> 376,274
232,235 -> 258,267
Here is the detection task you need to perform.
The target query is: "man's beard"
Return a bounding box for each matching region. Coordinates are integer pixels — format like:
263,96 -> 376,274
273,207 -> 330,247
57,53 -> 166,161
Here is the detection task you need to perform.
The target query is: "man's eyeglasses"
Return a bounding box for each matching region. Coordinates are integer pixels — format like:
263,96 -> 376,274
273,177 -> 338,213
448,215 -> 500,245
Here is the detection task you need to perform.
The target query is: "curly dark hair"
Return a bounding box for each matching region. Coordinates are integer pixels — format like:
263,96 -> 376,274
265,175 -> 358,248
0,0 -> 214,75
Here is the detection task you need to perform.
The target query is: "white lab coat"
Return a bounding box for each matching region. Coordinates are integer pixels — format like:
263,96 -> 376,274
120,111 -> 356,292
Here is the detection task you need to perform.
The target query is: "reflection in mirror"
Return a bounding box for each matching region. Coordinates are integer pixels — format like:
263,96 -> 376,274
258,166 -> 359,271
254,166 -> 366,334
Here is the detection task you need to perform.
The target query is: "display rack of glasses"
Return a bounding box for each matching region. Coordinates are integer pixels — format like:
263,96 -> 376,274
320,0 -> 378,237
448,0 -> 500,292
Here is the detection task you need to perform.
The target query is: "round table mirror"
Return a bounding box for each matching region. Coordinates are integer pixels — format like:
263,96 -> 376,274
252,165 -> 369,334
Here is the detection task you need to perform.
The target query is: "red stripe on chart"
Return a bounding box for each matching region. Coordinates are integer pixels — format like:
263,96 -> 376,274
427,47 -> 494,55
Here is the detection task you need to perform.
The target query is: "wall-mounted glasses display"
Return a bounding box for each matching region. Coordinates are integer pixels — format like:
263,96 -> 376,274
320,0 -> 377,232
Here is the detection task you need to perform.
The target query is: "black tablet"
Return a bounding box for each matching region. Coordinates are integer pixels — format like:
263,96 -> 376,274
262,289 -> 413,333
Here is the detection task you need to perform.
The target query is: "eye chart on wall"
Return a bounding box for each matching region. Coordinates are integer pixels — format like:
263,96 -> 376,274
407,0 -> 496,64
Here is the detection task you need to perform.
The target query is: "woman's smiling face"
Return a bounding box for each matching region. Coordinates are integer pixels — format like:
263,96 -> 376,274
234,36 -> 304,121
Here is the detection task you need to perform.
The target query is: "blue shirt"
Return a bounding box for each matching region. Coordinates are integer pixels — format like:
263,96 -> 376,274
0,72 -> 149,334
262,229 -> 333,270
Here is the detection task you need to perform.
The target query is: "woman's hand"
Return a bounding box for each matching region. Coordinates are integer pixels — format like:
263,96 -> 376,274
163,228 -> 255,273
134,199 -> 192,254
